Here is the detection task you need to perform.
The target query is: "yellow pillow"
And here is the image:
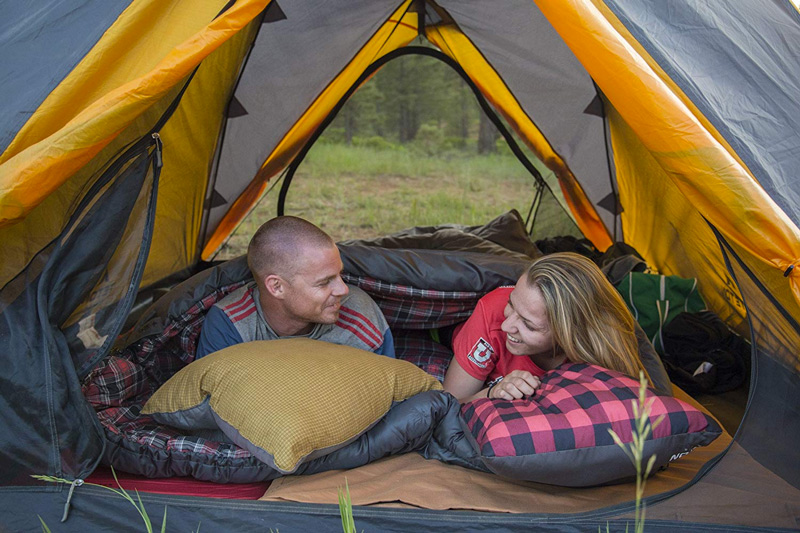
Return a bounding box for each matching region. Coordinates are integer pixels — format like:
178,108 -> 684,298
142,338 -> 442,473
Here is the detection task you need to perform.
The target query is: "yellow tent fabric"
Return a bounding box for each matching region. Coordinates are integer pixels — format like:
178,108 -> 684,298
535,0 -> 800,324
0,0 -> 268,287
2,0 -> 797,360
144,17 -> 262,286
0,0 -> 268,226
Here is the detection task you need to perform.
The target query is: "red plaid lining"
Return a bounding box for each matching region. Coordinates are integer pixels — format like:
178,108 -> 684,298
84,281 -> 253,460
393,329 -> 453,382
343,274 -> 477,381
463,363 -> 710,458
158,283 -> 249,361
342,274 -> 480,329
83,356 -> 151,410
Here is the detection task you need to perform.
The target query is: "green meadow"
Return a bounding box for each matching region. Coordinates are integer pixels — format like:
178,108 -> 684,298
215,142 -> 551,259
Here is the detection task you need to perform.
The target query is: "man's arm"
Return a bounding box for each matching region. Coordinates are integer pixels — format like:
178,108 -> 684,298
195,306 -> 244,359
373,327 -> 395,358
339,285 -> 396,357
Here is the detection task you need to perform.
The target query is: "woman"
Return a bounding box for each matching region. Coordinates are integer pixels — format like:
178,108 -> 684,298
443,252 -> 651,402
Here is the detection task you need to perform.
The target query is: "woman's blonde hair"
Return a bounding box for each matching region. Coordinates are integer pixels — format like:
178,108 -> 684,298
525,252 -> 650,383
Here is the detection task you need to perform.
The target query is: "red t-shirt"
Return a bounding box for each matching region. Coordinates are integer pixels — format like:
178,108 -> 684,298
453,286 -> 546,383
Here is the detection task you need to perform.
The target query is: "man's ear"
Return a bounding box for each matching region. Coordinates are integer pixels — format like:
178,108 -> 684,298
263,274 -> 285,298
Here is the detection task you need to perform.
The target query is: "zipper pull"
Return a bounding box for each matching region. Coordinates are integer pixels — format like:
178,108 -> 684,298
151,132 -> 163,169
61,478 -> 84,522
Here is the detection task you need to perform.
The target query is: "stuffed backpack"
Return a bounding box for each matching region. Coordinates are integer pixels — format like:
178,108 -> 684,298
660,311 -> 750,394
615,272 -> 707,354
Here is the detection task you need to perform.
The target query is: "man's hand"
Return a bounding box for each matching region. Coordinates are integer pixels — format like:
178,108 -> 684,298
488,370 -> 541,400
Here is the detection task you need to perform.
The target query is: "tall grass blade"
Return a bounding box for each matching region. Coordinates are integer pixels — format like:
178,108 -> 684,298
606,371 -> 658,533
38,515 -> 52,533
338,479 -> 359,533
134,489 -> 153,533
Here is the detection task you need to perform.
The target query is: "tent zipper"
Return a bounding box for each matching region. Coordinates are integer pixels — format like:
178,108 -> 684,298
61,478 -> 84,522
74,131 -> 163,378
152,132 -> 163,168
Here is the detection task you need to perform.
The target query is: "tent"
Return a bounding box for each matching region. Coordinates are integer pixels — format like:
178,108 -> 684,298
2,0 -> 799,530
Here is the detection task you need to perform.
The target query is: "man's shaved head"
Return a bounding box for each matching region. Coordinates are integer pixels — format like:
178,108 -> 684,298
247,216 -> 335,282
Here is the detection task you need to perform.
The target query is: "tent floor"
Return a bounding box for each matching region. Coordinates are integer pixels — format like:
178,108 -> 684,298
693,385 -> 748,434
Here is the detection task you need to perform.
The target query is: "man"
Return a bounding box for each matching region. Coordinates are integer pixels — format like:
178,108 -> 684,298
196,216 -> 394,358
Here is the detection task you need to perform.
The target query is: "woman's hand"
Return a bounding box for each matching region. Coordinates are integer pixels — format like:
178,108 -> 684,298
488,370 -> 541,400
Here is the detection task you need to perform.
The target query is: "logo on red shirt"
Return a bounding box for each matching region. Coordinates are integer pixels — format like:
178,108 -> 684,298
468,337 -> 494,368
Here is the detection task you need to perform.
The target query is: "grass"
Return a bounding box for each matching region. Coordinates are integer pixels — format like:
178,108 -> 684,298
607,371 -> 664,533
338,480 -> 360,533
34,469 -> 358,533
33,470 -> 171,533
215,143 -> 558,259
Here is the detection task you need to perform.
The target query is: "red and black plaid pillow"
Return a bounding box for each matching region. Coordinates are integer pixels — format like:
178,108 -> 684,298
461,363 -> 722,487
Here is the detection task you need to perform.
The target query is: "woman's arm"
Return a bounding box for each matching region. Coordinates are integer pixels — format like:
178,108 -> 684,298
443,358 -> 490,402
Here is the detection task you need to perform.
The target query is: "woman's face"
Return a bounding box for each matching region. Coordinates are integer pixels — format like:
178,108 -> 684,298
501,275 -> 556,357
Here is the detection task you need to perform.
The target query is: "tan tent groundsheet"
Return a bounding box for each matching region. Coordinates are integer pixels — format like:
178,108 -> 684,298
260,440 -> 725,513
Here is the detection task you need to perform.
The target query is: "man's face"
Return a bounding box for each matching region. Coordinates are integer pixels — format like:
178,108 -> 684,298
281,243 -> 349,325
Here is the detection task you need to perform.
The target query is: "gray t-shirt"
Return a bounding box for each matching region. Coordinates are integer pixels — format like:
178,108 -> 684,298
195,282 -> 395,358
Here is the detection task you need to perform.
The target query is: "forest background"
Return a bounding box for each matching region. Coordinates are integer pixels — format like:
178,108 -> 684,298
217,53 -> 576,259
